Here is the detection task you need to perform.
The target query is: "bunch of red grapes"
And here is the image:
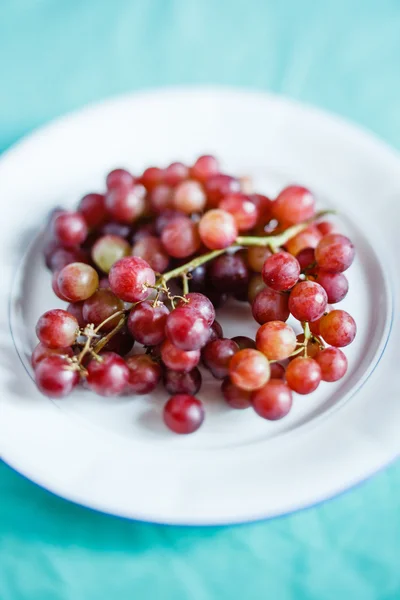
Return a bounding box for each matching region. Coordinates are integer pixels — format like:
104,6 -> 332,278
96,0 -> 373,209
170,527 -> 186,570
32,155 -> 356,434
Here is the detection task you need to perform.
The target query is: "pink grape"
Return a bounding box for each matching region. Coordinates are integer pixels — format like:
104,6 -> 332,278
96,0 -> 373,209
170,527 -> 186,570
315,347 -> 348,382
262,251 -> 300,291
315,234 -> 355,273
165,307 -> 209,351
163,368 -> 202,395
202,338 -> 239,379
199,209 -> 238,250
173,180 -> 206,214
229,348 -> 270,391
161,216 -> 201,258
256,321 -> 297,361
106,168 -> 135,190
109,256 -> 155,302
92,234 -> 131,273
128,301 -> 169,346
86,352 -> 129,396
154,209 -> 185,235
161,339 -> 200,372
252,380 -> 293,420
317,221 -> 336,236
286,357 -> 322,394
57,262 -> 99,302
125,355 -> 161,394
221,378 -> 252,409
309,306 -> 332,336
164,162 -> 189,187
176,292 -> 215,325
132,235 -> 169,273
251,287 -> 290,324
82,289 -> 124,331
219,193 -> 258,231
319,310 -> 356,347
105,184 -> 146,223
35,355 -> 79,398
288,281 -> 328,322
190,155 -> 220,182
163,394 -> 205,434
31,343 -> 73,370
52,211 -> 88,247
313,270 -> 349,303
272,186 -> 316,225
36,309 -> 79,348
78,193 -> 108,228
51,271 -> 68,300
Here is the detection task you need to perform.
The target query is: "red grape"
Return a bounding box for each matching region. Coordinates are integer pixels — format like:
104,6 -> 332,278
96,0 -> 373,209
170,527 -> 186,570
209,320 -> 223,342
315,234 -> 355,273
82,289 -> 124,331
109,256 -> 155,302
164,162 -> 189,186
285,225 -> 322,256
67,301 -> 85,328
256,321 -> 297,361
35,355 -> 79,398
199,209 -> 238,249
161,339 -> 200,372
51,271 -> 68,300
106,168 -> 135,190
57,262 -> 99,302
272,186 -> 316,225
204,174 -> 241,207
163,394 -> 205,434
165,307 -> 209,351
149,184 -> 174,213
131,222 -> 157,243
176,292 -> 215,325
249,193 -> 273,224
251,287 -> 290,324
309,306 -> 332,336
103,325 -> 134,356
221,378 -> 252,409
36,309 -> 79,348
190,155 -> 220,182
231,336 -> 256,350
262,251 -> 300,291
99,221 -> 131,239
105,184 -> 146,223
132,236 -> 169,273
312,270 -> 349,303
319,310 -> 356,347
163,368 -> 202,395
31,343 -> 73,369
269,363 -> 285,379
316,221 -> 336,236
296,247 -> 316,271
252,380 -> 293,420
229,348 -> 270,391
128,301 -> 169,346
52,211 -> 88,247
219,193 -> 258,231
286,357 -> 321,394
247,246 -> 272,272
161,216 -> 201,258
140,166 -> 164,191
202,338 -> 239,379
288,281 -> 328,322
86,352 -> 129,396
47,246 -> 89,273
173,180 -> 206,214
154,209 -> 185,235
315,347 -> 348,382
248,274 -> 267,303
92,234 -> 131,273
78,193 -> 108,228
125,354 -> 161,394
208,253 -> 249,294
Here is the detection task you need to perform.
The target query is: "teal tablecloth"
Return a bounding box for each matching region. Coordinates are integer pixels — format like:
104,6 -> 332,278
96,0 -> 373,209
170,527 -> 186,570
1,1 -> 399,598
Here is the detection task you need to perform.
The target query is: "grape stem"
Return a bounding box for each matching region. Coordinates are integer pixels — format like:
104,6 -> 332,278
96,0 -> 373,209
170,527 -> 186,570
159,210 -> 332,285
93,316 -> 126,355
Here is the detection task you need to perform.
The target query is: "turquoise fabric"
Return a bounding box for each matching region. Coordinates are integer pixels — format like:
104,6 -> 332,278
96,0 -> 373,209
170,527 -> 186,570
1,1 -> 399,598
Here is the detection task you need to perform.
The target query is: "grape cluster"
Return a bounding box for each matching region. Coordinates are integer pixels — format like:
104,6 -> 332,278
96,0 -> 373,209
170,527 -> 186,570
33,156 -> 356,434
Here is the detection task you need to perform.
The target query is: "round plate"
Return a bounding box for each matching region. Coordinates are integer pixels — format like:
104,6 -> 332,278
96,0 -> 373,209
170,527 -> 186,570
1,87 -> 399,525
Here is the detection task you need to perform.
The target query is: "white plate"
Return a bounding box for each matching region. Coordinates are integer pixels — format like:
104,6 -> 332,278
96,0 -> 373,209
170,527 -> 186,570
1,87 -> 399,525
